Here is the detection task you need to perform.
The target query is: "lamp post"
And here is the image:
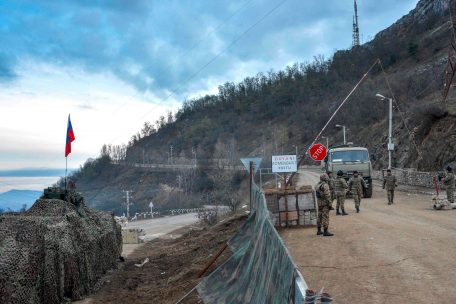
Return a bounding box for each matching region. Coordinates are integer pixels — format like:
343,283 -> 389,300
321,136 -> 329,149
375,93 -> 394,169
292,144 -> 298,157
335,125 -> 346,145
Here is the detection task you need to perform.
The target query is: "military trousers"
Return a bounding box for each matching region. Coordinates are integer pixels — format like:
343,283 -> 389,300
353,191 -> 362,208
317,205 -> 330,230
330,192 -> 335,208
387,190 -> 394,203
336,195 -> 346,211
447,187 -> 454,204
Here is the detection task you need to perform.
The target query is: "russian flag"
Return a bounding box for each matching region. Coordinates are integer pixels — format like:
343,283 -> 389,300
65,114 -> 75,157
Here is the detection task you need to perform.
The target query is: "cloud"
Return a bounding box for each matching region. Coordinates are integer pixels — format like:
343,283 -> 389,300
77,104 -> 95,111
0,62 -> 181,169
0,0 -> 419,97
0,52 -> 17,81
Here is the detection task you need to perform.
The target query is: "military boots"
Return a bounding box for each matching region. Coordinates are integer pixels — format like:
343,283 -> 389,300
341,208 -> 348,215
336,207 -> 341,216
323,229 -> 334,236
317,227 -> 323,235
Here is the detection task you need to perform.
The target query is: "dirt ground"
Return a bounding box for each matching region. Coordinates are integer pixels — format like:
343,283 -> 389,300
83,215 -> 247,304
280,170 -> 456,303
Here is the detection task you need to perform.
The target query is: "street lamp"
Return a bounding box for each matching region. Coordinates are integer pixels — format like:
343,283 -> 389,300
375,93 -> 394,169
335,124 -> 346,145
292,144 -> 298,157
321,136 -> 329,149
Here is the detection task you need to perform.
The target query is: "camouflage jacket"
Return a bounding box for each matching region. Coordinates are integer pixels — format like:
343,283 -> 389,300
315,181 -> 331,207
334,177 -> 348,196
382,175 -> 397,191
443,172 -> 455,189
328,177 -> 336,196
348,176 -> 366,194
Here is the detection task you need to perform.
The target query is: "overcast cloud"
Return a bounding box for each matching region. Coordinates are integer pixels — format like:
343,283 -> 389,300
0,0 -> 419,94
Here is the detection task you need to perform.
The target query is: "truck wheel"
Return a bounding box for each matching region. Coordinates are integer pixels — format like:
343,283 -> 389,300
364,183 -> 373,198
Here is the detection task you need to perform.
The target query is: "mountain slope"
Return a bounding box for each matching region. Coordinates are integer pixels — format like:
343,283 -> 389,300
72,0 -> 456,212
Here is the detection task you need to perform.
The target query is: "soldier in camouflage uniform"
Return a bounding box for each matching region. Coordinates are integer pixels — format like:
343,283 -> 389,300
382,169 -> 397,205
335,170 -> 349,215
442,166 -> 455,204
315,173 -> 334,236
348,171 -> 367,213
327,171 -> 336,210
67,180 -> 86,216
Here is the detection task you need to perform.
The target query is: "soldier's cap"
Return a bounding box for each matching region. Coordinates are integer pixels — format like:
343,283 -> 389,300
320,173 -> 329,181
387,169 -> 391,172
337,170 -> 343,176
327,170 -> 332,174
447,166 -> 452,172
353,170 -> 359,174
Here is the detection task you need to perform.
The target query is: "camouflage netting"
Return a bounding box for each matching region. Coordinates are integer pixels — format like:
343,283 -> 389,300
0,199 -> 122,304
197,184 -> 308,303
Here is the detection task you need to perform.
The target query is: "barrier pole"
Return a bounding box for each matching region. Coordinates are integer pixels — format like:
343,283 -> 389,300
250,161 -> 253,210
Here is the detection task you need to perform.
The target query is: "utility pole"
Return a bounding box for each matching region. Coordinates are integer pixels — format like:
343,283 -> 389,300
192,147 -> 196,167
387,97 -> 393,169
177,175 -> 182,188
376,93 -> 394,169
122,190 -> 133,219
335,124 -> 347,145
321,136 -> 329,149
170,145 -> 173,165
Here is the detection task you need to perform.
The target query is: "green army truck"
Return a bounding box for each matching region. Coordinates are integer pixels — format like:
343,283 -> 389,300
322,145 -> 373,198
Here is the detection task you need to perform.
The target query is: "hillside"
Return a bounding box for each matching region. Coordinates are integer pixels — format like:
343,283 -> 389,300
70,0 -> 456,213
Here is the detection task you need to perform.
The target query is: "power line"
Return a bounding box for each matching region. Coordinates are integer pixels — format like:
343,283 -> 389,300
104,0 -> 290,145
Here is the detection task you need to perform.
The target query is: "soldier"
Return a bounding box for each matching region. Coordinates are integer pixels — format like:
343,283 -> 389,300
67,180 -> 86,216
382,169 -> 397,205
348,171 -> 367,213
327,171 -> 336,210
334,170 -> 349,215
315,173 -> 334,236
442,166 -> 455,204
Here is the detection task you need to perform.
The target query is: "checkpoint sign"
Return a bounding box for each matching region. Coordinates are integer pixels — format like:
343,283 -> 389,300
309,143 -> 327,161
272,155 -> 297,173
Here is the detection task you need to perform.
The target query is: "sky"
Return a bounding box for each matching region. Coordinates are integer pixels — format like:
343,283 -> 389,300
0,0 -> 419,171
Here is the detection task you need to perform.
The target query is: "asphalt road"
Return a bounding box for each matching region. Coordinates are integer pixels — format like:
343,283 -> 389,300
122,213 -> 199,257
280,168 -> 456,303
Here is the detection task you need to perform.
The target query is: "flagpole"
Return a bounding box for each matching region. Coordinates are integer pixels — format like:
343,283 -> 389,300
65,157 -> 67,192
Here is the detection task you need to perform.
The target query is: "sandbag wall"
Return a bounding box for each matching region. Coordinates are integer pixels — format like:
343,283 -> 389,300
264,186 -> 317,227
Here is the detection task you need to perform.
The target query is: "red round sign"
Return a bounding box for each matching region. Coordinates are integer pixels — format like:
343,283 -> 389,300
309,143 -> 327,161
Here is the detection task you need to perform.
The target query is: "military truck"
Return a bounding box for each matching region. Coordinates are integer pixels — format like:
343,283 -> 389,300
322,145 -> 373,198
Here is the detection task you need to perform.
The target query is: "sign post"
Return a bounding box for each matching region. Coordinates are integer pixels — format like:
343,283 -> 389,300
240,157 -> 262,211
309,143 -> 327,162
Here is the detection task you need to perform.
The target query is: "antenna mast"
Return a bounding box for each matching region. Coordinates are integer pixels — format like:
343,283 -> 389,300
352,0 -> 360,47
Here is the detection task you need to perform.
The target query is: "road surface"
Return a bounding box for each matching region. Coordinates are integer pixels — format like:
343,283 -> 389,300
122,213 -> 199,256
280,169 -> 456,303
